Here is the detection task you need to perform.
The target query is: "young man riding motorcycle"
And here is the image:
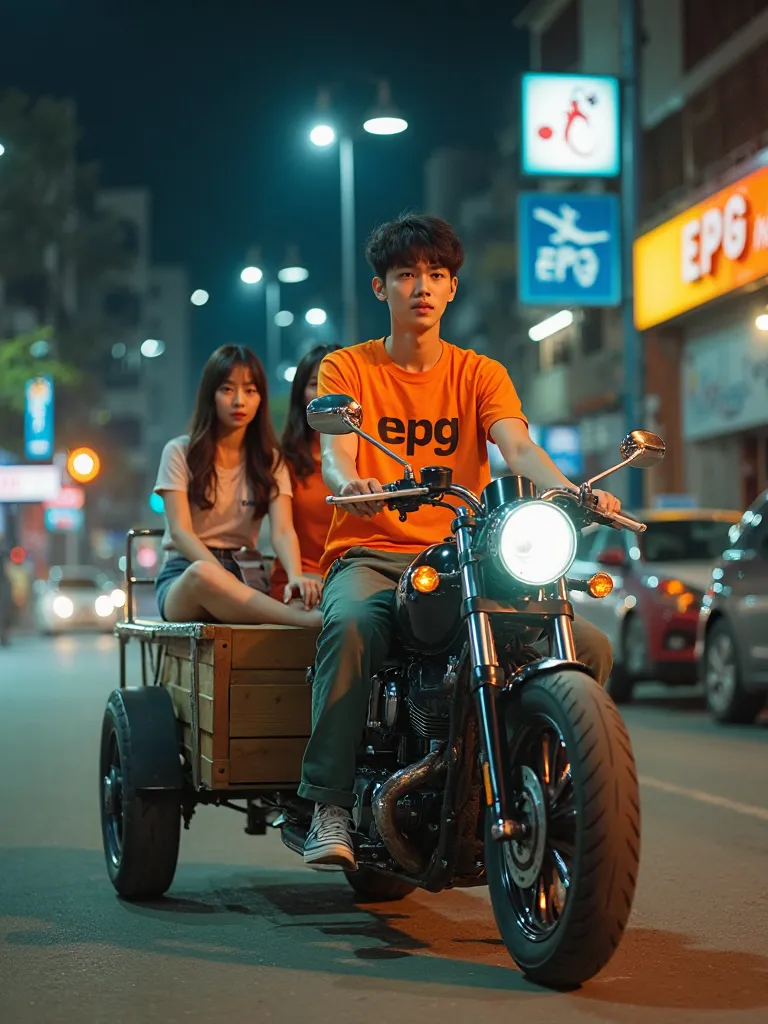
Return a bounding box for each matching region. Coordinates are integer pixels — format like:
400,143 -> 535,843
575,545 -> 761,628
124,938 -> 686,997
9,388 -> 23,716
299,212 -> 622,870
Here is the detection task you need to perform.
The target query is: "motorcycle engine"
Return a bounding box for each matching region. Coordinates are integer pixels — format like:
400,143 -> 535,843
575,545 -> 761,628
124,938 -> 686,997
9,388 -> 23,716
405,658 -> 457,740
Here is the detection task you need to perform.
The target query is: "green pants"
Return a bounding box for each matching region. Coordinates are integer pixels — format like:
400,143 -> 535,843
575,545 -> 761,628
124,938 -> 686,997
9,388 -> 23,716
298,547 -> 613,809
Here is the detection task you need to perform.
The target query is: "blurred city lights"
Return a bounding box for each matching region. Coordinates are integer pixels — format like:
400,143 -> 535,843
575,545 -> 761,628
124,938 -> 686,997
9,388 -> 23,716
110,588 -> 127,608
140,338 -> 165,358
136,546 -> 158,569
241,266 -> 264,284
278,266 -> 309,284
29,339 -> 50,358
305,307 -> 327,326
111,342 -> 126,359
0,143 -> 5,157
283,366 -> 297,383
274,310 -> 294,328
528,310 -> 574,342
755,313 -> 768,331
190,289 -> 210,306
149,492 -> 165,514
310,124 -> 336,147
10,546 -> 26,565
67,447 -> 100,484
363,115 -> 408,136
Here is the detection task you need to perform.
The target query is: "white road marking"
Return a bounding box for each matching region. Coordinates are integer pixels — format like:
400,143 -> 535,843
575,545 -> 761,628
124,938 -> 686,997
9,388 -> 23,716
639,775 -> 768,823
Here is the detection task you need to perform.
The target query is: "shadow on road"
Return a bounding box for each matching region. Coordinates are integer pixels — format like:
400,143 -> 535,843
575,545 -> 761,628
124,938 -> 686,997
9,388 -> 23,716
2,845 -> 768,1010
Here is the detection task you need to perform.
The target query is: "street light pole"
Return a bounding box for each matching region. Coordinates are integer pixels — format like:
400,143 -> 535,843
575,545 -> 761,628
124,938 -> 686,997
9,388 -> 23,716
339,135 -> 357,348
621,0 -> 644,509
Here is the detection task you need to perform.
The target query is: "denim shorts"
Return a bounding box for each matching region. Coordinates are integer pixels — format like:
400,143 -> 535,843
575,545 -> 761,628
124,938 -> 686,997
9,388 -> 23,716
155,549 -> 245,620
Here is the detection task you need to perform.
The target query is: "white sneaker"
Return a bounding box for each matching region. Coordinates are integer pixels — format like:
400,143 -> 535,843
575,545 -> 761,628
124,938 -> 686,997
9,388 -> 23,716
303,803 -> 357,871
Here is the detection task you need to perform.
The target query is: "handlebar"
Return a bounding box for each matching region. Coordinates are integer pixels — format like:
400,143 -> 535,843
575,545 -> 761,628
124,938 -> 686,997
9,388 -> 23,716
328,480 -> 647,533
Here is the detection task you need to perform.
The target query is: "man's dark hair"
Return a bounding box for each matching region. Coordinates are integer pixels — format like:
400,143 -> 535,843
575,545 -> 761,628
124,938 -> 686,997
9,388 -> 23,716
365,212 -> 464,280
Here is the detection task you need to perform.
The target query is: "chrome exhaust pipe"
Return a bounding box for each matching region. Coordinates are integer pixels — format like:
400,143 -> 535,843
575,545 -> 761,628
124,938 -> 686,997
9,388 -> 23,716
372,747 -> 446,875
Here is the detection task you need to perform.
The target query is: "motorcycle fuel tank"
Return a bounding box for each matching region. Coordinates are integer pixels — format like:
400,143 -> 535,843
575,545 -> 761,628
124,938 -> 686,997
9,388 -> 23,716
395,542 -> 463,653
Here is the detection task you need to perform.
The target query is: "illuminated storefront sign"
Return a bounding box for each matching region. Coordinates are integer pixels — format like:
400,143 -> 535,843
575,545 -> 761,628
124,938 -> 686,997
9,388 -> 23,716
521,73 -> 620,178
634,164 -> 768,330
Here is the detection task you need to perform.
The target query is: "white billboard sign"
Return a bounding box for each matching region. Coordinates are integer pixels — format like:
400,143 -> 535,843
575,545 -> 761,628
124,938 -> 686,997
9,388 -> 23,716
0,464 -> 63,503
521,73 -> 620,178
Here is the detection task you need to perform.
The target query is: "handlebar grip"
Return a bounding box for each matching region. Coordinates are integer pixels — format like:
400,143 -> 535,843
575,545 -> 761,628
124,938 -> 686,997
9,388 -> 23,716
604,510 -> 646,533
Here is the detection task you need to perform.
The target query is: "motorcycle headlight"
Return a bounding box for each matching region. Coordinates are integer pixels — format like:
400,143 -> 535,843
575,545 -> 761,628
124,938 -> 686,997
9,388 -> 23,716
490,500 -> 578,587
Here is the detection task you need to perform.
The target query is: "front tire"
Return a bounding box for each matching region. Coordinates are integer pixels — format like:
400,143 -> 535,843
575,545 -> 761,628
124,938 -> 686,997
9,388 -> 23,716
345,867 -> 416,903
99,694 -> 181,900
486,670 -> 640,988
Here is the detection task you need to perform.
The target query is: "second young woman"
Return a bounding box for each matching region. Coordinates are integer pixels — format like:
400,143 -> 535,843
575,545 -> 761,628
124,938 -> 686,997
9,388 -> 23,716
269,345 -> 340,601
154,344 -> 321,628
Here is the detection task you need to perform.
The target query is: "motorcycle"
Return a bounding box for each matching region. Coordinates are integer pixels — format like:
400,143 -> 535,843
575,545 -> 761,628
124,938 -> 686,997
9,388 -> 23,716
276,393 -> 665,988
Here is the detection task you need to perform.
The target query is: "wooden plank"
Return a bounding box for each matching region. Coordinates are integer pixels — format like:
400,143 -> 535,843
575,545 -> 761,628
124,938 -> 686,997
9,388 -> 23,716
161,636 -> 215,666
229,737 -> 306,785
166,683 -> 214,734
229,684 -> 311,738
181,725 -> 214,761
212,627 -> 232,760
230,668 -> 309,687
231,625 -> 319,670
160,654 -> 215,698
202,755 -> 229,788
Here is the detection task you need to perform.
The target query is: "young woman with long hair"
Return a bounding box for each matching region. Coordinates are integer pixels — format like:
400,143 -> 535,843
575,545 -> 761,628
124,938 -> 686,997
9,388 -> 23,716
154,344 -> 321,627
269,344 -> 340,600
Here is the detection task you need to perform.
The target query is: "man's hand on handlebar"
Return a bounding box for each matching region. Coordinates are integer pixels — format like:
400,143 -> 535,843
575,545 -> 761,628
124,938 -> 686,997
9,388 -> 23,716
591,489 -> 622,516
338,478 -> 384,519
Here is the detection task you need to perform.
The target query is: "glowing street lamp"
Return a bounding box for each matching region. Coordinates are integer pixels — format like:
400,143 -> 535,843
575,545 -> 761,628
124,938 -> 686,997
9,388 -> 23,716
305,307 -> 328,326
190,289 -> 209,306
240,266 -> 264,285
67,447 -> 101,484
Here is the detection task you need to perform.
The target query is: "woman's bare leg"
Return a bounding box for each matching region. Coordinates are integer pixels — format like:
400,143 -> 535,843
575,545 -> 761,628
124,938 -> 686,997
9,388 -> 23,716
163,561 -> 321,627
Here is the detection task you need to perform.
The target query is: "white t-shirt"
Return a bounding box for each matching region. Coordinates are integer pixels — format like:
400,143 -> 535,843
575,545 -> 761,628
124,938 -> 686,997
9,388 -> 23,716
154,435 -> 292,554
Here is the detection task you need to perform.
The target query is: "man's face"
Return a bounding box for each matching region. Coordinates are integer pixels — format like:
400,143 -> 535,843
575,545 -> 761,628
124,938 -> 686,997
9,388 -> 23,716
373,259 -> 458,332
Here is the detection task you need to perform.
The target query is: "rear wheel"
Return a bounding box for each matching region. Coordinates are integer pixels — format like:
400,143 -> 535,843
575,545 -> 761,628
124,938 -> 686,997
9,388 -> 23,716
486,670 -> 640,989
704,620 -> 766,724
345,867 -> 416,903
99,694 -> 181,900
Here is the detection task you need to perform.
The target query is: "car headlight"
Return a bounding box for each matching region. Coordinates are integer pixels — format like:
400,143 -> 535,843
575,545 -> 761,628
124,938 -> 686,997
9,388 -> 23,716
491,500 -> 578,587
110,588 -> 126,608
95,595 -> 115,618
52,595 -> 74,619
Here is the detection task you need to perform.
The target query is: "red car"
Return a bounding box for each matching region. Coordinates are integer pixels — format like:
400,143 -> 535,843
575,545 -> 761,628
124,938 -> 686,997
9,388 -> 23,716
570,508 -> 741,702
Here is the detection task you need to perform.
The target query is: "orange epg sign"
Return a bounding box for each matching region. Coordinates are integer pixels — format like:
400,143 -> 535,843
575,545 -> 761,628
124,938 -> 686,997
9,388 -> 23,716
633,164 -> 768,330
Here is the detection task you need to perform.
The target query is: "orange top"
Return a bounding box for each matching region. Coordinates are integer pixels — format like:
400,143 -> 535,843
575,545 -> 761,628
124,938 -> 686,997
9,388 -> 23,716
318,339 -> 527,573
270,439 -> 333,597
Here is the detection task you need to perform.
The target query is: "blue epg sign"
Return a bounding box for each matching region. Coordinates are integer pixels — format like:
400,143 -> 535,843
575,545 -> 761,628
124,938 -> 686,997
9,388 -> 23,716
24,375 -> 55,461
518,192 -> 621,307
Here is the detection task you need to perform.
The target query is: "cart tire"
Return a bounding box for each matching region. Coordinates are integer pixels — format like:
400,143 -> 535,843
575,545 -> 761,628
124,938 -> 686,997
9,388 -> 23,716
345,868 -> 416,902
100,691 -> 181,900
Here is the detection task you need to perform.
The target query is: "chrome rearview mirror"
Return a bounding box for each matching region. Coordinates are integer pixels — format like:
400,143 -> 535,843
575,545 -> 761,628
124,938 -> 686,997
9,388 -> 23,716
306,393 -> 417,481
619,429 -> 666,469
586,428 -> 666,489
306,394 -> 363,435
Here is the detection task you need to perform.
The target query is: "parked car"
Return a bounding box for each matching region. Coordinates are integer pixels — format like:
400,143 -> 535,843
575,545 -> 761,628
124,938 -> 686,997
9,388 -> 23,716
570,508 -> 741,702
33,565 -> 126,634
696,491 -> 768,724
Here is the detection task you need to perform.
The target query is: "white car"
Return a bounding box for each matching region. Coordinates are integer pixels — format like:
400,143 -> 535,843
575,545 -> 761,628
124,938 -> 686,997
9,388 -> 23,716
33,566 -> 126,634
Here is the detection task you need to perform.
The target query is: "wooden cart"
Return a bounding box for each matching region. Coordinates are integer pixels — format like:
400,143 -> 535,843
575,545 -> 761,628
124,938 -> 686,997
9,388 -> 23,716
101,530 -> 319,899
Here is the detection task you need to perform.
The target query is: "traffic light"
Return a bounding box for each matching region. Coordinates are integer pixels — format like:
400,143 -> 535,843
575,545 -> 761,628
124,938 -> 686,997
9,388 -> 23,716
66,447 -> 101,484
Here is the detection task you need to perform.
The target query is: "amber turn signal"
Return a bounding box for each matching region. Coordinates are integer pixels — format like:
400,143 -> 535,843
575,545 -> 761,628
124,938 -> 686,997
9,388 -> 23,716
412,565 -> 440,594
588,572 -> 614,599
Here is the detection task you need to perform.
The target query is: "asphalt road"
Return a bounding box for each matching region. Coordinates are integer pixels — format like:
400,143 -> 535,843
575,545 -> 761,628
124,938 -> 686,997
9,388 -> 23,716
1,633 -> 767,1024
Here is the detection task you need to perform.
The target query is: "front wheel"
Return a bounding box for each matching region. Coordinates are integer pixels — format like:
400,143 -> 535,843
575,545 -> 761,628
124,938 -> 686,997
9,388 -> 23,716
486,670 -> 640,988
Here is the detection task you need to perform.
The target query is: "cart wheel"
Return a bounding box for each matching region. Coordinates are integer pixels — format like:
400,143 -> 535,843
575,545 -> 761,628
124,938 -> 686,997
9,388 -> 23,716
100,692 -> 181,900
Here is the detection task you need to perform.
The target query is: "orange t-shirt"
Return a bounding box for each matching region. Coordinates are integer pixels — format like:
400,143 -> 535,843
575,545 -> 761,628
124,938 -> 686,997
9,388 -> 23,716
270,440 -> 333,597
318,339 -> 527,573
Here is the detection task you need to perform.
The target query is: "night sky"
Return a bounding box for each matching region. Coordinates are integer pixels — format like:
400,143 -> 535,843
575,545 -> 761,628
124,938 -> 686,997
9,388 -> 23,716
4,0 -> 529,374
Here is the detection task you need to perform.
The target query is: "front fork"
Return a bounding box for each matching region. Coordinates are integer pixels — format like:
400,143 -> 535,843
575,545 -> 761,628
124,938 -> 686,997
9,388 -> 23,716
455,516 -> 577,843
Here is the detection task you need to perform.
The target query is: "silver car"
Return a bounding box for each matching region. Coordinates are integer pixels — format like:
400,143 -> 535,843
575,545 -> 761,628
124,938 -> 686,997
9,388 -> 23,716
33,566 -> 125,634
697,491 -> 768,724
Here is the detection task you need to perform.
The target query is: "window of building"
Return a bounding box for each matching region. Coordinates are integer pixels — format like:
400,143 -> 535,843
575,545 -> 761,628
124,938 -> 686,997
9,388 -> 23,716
540,1 -> 580,72
580,309 -> 603,355
642,109 -> 685,213
683,0 -> 768,72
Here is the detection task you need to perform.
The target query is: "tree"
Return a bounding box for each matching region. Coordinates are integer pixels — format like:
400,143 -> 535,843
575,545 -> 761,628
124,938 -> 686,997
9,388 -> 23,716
0,328 -> 81,456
